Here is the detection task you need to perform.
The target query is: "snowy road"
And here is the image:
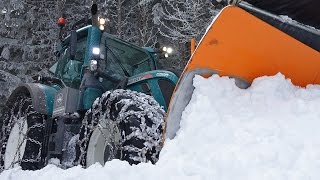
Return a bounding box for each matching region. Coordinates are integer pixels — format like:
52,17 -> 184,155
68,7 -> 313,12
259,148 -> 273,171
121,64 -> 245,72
1,73 -> 320,180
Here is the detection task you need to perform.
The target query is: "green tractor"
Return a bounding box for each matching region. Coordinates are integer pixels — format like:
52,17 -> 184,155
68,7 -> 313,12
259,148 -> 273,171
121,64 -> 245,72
0,3 -> 178,171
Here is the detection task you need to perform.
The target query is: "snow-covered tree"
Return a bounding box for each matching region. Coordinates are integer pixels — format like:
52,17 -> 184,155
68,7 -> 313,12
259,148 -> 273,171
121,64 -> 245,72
152,0 -> 219,69
98,0 -> 133,40
134,0 -> 159,47
97,0 -> 158,47
155,0 -> 217,43
0,0 -> 86,105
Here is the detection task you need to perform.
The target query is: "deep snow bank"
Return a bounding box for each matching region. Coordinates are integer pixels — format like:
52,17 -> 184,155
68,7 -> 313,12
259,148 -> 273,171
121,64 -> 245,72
1,73 -> 320,180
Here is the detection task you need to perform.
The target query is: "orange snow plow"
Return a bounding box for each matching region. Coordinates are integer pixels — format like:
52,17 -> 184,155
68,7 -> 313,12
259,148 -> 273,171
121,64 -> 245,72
165,4 -> 320,139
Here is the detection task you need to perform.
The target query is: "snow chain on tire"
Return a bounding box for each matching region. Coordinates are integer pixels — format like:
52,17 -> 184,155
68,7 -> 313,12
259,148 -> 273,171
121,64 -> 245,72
0,96 -> 46,171
75,89 -> 165,166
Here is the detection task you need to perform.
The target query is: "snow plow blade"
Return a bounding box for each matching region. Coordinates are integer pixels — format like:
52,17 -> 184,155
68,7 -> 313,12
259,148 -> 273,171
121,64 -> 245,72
165,5 -> 320,139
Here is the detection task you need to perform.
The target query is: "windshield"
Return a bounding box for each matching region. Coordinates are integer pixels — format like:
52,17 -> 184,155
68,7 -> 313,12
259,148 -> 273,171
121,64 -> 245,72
55,37 -> 87,88
105,35 -> 155,76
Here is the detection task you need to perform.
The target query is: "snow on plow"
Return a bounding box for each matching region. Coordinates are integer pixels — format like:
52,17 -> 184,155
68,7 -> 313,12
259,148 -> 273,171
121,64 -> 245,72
165,5 -> 320,139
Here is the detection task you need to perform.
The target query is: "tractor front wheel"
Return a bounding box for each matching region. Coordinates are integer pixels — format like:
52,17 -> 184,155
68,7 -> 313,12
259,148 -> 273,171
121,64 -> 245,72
75,89 -> 165,167
0,96 -> 46,171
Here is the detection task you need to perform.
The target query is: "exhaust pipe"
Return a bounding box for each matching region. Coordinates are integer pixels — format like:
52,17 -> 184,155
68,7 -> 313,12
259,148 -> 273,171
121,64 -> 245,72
91,0 -> 99,27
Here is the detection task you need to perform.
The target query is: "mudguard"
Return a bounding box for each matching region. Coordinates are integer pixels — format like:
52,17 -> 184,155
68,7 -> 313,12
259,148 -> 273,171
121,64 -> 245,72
165,6 -> 320,139
127,70 -> 178,110
7,83 -> 57,116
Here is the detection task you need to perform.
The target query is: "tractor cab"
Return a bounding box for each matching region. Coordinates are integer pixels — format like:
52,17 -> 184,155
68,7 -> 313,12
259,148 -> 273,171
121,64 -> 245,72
49,26 -> 157,90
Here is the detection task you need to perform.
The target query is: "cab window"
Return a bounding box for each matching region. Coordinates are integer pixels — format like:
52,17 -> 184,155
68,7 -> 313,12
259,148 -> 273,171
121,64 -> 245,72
105,36 -> 154,76
55,37 -> 87,88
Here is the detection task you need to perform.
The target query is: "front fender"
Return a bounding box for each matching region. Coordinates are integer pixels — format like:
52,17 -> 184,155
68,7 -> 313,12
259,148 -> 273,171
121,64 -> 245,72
7,83 -> 57,116
127,70 -> 178,110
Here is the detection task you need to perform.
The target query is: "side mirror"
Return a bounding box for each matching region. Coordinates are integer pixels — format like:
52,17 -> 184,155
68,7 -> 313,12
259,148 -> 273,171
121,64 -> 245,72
49,62 -> 58,74
70,30 -> 77,60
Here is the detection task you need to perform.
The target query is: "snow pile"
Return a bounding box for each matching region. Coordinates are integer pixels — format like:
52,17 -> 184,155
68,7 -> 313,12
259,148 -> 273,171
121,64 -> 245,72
1,73 -> 320,180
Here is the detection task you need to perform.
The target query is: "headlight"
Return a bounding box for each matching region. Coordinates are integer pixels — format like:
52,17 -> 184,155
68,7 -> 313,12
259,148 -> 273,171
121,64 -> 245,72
99,25 -> 105,31
162,46 -> 173,56
162,47 -> 167,52
92,47 -> 100,55
90,60 -> 98,71
162,46 -> 173,58
99,18 -> 106,25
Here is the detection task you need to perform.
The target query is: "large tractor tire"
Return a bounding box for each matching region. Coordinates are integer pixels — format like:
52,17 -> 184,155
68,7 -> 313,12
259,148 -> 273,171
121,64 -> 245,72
0,95 -> 46,171
76,89 -> 165,167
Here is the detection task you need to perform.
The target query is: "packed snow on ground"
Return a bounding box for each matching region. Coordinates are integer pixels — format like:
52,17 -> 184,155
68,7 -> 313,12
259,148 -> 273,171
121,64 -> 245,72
1,73 -> 320,180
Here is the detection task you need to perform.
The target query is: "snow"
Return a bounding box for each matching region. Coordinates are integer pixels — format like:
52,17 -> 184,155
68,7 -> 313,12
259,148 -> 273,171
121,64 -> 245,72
1,73 -> 320,179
